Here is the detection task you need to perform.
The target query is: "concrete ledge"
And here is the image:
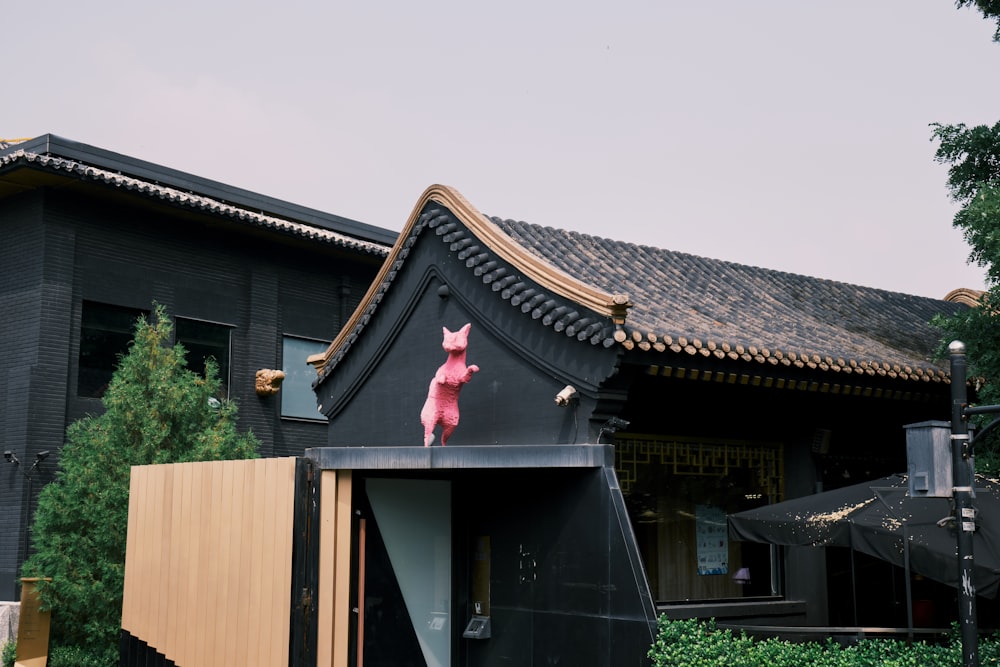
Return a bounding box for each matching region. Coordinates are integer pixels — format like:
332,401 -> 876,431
658,598 -> 807,622
0,602 -> 18,647
306,444 -> 615,470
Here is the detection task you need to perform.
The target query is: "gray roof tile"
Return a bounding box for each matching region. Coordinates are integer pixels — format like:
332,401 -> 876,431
492,217 -> 963,378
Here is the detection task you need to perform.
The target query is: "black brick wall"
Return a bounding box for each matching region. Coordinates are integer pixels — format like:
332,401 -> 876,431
0,186 -> 385,600
0,192 -> 46,600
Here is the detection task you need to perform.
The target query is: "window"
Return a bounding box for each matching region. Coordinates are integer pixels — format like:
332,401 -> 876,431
78,302 -> 149,398
616,435 -> 782,602
78,304 -> 232,399
175,318 -> 233,398
281,336 -> 329,420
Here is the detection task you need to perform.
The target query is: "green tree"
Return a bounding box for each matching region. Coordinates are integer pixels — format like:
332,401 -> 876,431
934,3 -> 1000,477
931,122 -> 1000,472
21,304 -> 258,666
957,0 -> 1000,41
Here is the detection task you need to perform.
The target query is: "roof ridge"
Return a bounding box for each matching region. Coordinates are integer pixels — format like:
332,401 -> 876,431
497,216 -> 962,303
0,149 -> 391,256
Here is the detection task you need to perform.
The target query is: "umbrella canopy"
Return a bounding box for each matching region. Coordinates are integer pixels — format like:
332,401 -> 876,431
728,473 -> 1000,598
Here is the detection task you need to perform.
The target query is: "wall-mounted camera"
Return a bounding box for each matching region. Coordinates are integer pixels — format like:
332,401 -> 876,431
554,385 -> 578,407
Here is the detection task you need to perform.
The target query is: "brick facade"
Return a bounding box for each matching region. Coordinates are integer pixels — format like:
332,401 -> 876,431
0,142 -> 390,600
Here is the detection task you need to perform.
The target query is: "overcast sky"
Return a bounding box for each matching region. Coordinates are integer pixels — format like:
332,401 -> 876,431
5,1 -> 999,299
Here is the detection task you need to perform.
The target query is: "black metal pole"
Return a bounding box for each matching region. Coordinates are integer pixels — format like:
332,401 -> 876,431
950,340 -> 979,667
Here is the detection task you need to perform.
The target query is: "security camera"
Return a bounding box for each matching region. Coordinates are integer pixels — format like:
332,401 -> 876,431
35,451 -> 50,462
597,416 -> 631,443
605,416 -> 630,430
4,450 -> 19,465
554,385 -> 578,407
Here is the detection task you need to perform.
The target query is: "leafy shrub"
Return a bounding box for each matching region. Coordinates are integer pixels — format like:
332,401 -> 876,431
648,617 -> 980,667
47,643 -> 118,667
1,640 -> 14,667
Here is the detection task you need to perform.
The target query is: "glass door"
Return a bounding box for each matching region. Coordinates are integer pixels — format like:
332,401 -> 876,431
357,478 -> 452,667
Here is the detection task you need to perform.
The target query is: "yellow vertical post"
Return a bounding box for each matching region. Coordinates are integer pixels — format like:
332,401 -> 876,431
14,577 -> 51,667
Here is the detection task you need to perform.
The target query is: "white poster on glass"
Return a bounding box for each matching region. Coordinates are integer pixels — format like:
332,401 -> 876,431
695,504 -> 728,575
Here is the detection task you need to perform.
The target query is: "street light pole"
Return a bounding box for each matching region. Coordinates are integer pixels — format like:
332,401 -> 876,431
950,340 -> 979,667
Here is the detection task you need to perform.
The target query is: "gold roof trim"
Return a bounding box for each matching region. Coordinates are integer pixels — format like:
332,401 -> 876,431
309,184 -> 631,373
944,287 -> 985,307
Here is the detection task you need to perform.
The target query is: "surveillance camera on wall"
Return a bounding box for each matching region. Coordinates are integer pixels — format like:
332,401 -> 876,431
554,385 -> 578,407
4,450 -> 19,465
605,416 -> 630,430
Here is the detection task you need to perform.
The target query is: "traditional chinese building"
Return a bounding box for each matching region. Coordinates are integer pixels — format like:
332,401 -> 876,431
303,184 -> 966,664
120,183 -> 971,666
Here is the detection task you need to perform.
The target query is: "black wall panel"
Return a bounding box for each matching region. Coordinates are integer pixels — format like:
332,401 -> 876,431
453,468 -> 655,666
0,192 -> 48,600
0,186 -> 385,600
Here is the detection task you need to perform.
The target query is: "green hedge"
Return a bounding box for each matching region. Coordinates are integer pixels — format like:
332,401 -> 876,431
649,617 -> 1000,667
0,639 -> 116,667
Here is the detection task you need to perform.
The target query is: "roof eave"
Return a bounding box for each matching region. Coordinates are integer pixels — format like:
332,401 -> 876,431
1,133 -> 398,246
308,184 -> 632,375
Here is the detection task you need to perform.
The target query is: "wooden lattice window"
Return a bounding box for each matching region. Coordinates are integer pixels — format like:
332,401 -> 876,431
614,434 -> 784,503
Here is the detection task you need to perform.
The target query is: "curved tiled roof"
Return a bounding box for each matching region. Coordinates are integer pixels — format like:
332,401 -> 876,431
493,218 -> 964,382
311,185 -> 965,385
0,149 -> 390,256
310,185 -> 630,378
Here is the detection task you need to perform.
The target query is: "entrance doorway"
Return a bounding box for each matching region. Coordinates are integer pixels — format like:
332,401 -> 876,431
355,478 -> 452,667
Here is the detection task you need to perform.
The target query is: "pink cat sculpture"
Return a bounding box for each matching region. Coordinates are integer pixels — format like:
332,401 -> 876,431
421,323 -> 479,446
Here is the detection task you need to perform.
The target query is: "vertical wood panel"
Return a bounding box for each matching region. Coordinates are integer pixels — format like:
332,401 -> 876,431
316,469 -> 338,667
233,461 -> 252,666
333,471 -> 353,667
179,463 -> 200,667
122,458 -> 298,667
257,458 -> 278,664
165,464 -> 183,656
121,465 -> 144,634
269,457 -> 296,667
209,461 -> 228,667
145,465 -> 165,643
244,460 -> 265,666
236,461 -> 252,664
193,461 -> 215,665
220,462 -> 239,663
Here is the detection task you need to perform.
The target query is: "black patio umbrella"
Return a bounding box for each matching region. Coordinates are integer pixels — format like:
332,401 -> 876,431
728,473 -> 1000,599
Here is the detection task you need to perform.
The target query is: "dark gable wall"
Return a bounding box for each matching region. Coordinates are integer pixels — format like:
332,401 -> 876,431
318,207 -> 623,447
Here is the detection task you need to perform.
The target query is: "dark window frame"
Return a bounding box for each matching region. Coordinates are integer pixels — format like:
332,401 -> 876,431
280,335 -> 329,422
174,316 -> 234,399
77,301 -> 149,398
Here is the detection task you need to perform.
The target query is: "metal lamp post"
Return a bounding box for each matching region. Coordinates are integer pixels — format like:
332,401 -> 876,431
949,341 -> 979,667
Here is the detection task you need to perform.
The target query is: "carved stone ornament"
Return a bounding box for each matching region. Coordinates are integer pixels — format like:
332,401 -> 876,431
255,369 -> 286,396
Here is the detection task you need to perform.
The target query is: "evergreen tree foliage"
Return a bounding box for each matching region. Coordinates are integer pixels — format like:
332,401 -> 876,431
931,122 -> 1000,472
21,304 -> 259,665
956,0 -> 1000,41
932,2 -> 1000,469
